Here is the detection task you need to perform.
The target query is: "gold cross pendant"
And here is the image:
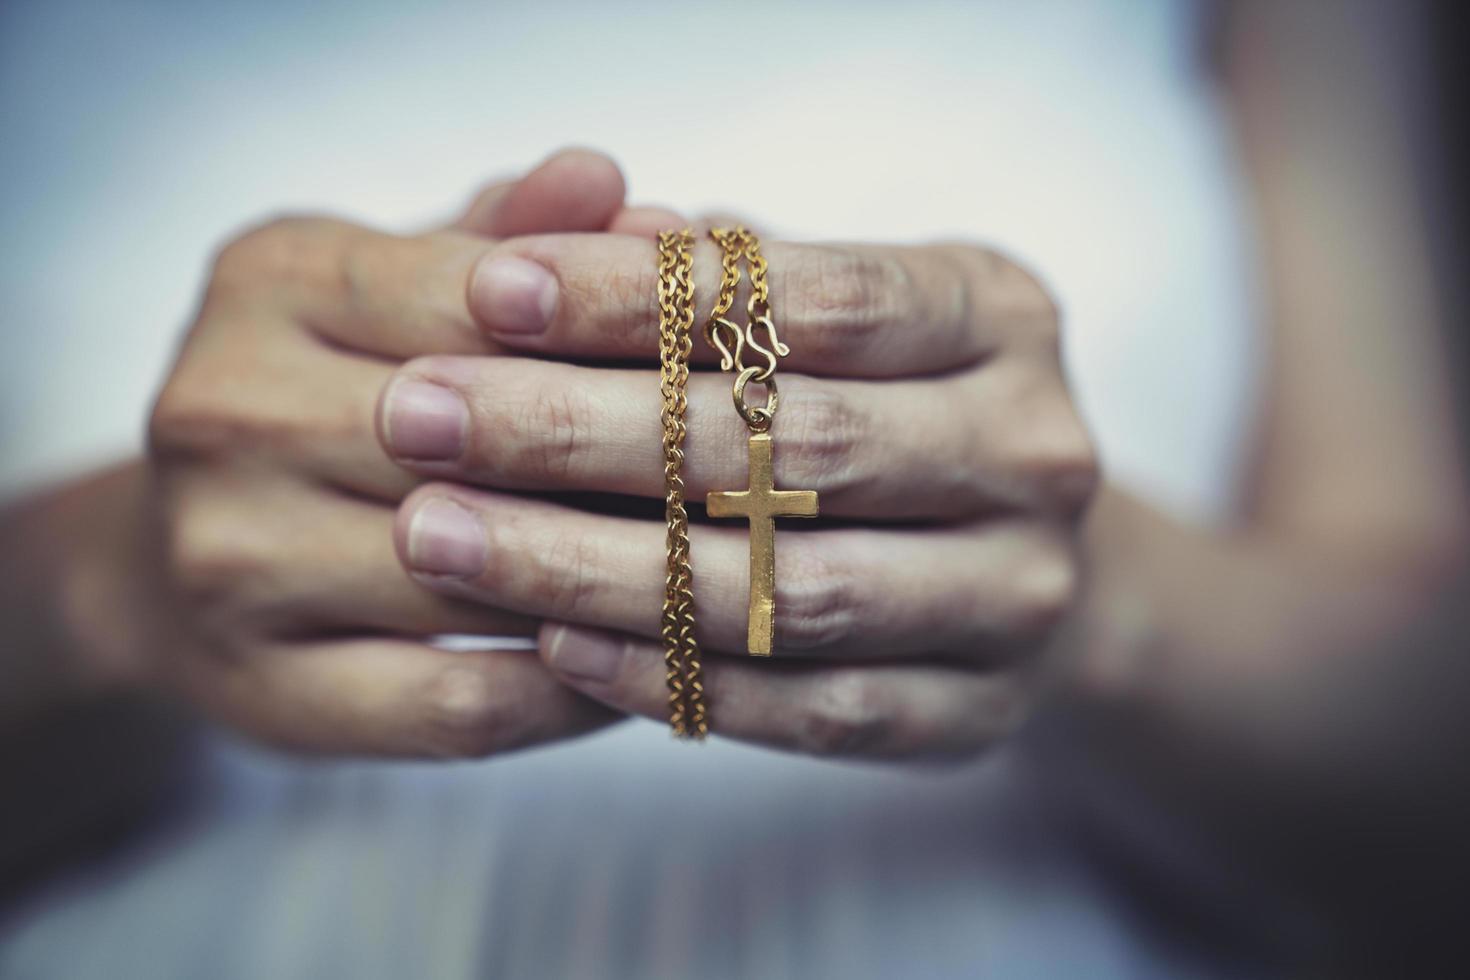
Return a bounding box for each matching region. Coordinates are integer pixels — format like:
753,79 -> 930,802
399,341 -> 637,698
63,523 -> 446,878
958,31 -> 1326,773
707,432 -> 819,655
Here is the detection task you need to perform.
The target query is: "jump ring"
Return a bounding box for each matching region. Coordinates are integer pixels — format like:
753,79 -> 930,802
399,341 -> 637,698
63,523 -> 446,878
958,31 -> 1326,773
732,364 -> 778,431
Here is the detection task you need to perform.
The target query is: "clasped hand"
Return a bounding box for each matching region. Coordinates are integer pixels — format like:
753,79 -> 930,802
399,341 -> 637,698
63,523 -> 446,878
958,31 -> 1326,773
148,151 -> 1098,761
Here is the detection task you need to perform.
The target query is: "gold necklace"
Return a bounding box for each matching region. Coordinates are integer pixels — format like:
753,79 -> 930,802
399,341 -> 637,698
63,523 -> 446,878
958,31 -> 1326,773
656,229 -> 707,738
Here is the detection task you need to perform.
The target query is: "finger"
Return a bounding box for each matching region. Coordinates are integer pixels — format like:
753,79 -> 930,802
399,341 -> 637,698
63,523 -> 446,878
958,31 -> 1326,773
186,637 -> 619,758
213,225 -> 1041,374
607,205 -> 687,239
467,235 -> 1042,377
149,319 -> 419,501
206,148 -> 627,361
160,468 -> 535,638
394,486 -> 1077,662
539,623 -> 1031,761
377,355 -> 1096,520
452,148 -> 627,237
204,216 -> 498,358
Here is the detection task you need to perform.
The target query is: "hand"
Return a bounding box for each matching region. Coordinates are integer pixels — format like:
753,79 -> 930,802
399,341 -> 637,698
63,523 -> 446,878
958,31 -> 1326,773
146,150 -> 684,757
377,234 -> 1099,761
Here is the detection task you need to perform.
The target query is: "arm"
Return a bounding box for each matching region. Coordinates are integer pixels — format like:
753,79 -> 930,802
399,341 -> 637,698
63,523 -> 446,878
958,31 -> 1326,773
0,463 -> 162,725
1066,0 -> 1469,856
0,463 -> 188,889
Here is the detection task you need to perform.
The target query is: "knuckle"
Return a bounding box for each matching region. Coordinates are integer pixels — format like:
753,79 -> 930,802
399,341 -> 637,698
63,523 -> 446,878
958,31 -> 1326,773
536,530 -> 602,618
783,381 -> 871,498
478,515 -> 601,619
587,252 -> 660,347
469,512 -> 515,598
774,545 -> 862,651
147,378 -> 200,459
149,319 -> 354,467
163,497 -> 263,616
421,662 -> 515,757
1017,416 -> 1101,516
1005,544 -> 1081,640
912,678 -> 1036,766
208,230 -> 263,287
148,372 -> 301,463
509,383 -> 591,483
148,370 -> 245,461
148,334 -> 235,461
208,214 -> 353,296
211,215 -> 312,285
949,245 -> 1060,344
788,248 -> 908,359
796,672 -> 891,757
338,225 -> 422,313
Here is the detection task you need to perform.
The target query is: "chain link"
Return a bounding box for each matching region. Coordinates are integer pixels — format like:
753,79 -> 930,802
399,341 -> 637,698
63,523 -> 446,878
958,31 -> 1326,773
706,227 -> 788,431
704,229 -> 747,373
656,229 -> 707,739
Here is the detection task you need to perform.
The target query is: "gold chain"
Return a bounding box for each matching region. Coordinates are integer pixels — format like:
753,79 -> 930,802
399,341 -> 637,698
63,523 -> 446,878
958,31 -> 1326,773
706,227 -> 789,431
656,229 -> 707,739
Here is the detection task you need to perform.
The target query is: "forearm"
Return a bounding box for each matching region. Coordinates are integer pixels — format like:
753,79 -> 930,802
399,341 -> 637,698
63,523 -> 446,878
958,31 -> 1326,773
0,462 -> 197,886
1065,485 -> 1470,830
0,461 -> 160,726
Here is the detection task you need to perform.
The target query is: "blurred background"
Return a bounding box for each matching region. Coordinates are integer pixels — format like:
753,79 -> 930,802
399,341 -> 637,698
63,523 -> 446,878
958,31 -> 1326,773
1,1 -> 1465,977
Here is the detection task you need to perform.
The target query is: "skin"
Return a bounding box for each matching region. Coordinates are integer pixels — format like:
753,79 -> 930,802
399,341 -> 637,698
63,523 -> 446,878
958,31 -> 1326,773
2,149 -> 685,758
135,198 -> 1097,761
377,234 -> 1095,759
1,2 -> 1466,962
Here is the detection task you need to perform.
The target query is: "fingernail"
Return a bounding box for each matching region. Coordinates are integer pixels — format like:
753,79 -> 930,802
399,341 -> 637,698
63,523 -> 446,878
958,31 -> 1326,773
470,256 -> 557,334
382,379 -> 468,461
546,624 -> 624,684
406,498 -> 487,578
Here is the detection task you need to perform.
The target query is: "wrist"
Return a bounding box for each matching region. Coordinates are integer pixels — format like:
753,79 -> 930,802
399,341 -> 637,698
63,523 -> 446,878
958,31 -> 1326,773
0,462 -> 160,720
